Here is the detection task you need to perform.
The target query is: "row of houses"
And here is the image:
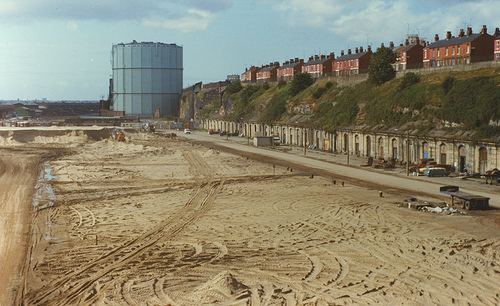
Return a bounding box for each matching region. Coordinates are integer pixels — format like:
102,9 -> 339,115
240,26 -> 500,83
202,119 -> 499,175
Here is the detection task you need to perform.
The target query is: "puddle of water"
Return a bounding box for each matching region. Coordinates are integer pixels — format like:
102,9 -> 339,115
32,161 -> 56,211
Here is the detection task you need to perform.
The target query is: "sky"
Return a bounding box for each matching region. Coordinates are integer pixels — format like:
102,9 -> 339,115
0,0 -> 498,100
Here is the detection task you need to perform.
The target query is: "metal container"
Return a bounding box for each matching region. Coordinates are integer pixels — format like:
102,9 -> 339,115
111,41 -> 183,117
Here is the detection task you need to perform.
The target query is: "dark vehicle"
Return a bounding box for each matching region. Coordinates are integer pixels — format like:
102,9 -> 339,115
208,129 -> 218,135
440,185 -> 489,210
485,168 -> 500,185
219,131 -> 227,136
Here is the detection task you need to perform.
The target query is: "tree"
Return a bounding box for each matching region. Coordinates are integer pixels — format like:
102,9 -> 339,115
368,46 -> 396,85
290,73 -> 314,96
225,80 -> 243,95
398,72 -> 420,90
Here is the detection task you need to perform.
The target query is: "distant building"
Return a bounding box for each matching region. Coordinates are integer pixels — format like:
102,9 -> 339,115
333,47 -> 371,76
226,74 -> 240,82
392,36 -> 425,71
494,27 -> 500,61
302,53 -> 334,78
241,66 -> 258,83
423,26 -> 494,68
256,62 -> 279,83
277,58 -> 304,81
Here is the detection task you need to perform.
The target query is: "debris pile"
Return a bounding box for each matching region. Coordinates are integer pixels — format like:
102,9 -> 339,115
399,197 -> 465,215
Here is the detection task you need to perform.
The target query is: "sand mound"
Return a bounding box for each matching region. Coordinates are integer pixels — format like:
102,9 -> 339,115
0,136 -> 21,147
32,131 -> 88,145
189,271 -> 250,303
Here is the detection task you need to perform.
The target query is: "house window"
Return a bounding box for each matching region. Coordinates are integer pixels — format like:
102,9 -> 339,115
457,47 -> 461,55
445,48 -> 448,56
437,49 -> 440,57
424,50 -> 428,59
452,47 -> 455,55
467,45 -> 470,54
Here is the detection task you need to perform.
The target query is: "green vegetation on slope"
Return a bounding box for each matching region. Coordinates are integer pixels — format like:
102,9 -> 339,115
198,67 -> 500,138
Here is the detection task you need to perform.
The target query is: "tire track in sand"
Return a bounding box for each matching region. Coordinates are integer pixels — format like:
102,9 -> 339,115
26,149 -> 222,306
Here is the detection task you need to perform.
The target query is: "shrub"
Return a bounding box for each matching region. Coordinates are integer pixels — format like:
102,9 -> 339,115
442,76 -> 455,94
313,86 -> 327,99
278,80 -> 287,88
225,81 -> 243,94
325,81 -> 334,89
398,72 -> 420,90
261,90 -> 289,123
262,82 -> 270,90
290,73 -> 314,96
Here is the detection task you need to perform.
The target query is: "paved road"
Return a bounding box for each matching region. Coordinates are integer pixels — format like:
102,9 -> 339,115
175,131 -> 500,209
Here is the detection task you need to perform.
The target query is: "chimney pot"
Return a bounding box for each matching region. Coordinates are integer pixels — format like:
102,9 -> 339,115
355,47 -> 359,53
481,25 -> 487,34
495,27 -> 500,35
459,29 -> 465,37
380,43 -> 385,48
434,34 -> 439,41
348,49 -> 352,55
367,45 -> 372,52
467,27 -> 472,36
446,31 -> 452,39
341,50 -> 345,56
405,39 -> 409,46
359,47 -> 364,53
389,41 -> 394,48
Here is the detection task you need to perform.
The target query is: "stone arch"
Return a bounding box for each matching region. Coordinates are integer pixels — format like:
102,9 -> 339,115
354,135 -> 360,155
439,143 -> 447,165
422,141 -> 429,159
391,138 -> 398,159
479,146 -> 488,174
378,137 -> 384,158
366,136 -> 372,157
458,145 -> 466,172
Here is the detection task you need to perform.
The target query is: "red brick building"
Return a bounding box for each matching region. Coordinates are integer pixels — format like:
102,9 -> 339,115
241,66 -> 258,83
302,53 -> 334,78
256,62 -> 279,83
423,26 -> 494,68
333,47 -> 371,76
392,36 -> 425,71
494,27 -> 500,62
277,58 -> 304,81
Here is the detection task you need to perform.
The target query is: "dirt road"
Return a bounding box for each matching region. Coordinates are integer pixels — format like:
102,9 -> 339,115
180,131 -> 500,208
0,151 -> 39,305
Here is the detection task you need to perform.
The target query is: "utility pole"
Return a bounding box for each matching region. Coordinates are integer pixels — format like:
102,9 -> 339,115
347,135 -> 350,165
304,131 -> 307,156
406,131 -> 410,176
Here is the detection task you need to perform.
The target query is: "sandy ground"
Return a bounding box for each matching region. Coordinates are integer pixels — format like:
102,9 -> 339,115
0,132 -> 499,305
0,149 -> 41,305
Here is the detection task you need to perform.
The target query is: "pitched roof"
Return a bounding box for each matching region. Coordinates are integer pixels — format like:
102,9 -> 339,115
426,34 -> 482,49
259,65 -> 279,72
280,61 -> 302,69
393,44 -> 423,53
304,57 -> 331,66
336,51 -> 370,62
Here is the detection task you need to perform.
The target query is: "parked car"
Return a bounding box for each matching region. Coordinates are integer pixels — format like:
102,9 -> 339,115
272,136 -> 280,145
424,167 -> 447,177
183,128 -> 191,134
219,131 -> 227,136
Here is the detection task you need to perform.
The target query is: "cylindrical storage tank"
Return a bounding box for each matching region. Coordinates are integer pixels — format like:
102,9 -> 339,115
111,41 -> 183,117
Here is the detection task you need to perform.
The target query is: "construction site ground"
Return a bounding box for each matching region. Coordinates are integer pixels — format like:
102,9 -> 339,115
0,130 -> 499,305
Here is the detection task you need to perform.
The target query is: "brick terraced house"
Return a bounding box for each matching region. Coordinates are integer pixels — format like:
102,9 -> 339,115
423,26 -> 494,68
241,66 -> 259,83
494,27 -> 500,61
302,53 -> 334,78
392,36 -> 425,71
277,58 -> 304,81
333,47 -> 371,76
256,62 -> 279,83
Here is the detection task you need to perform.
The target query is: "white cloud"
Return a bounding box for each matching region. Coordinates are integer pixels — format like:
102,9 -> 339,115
143,9 -> 213,32
0,0 -> 232,32
273,0 -> 499,46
